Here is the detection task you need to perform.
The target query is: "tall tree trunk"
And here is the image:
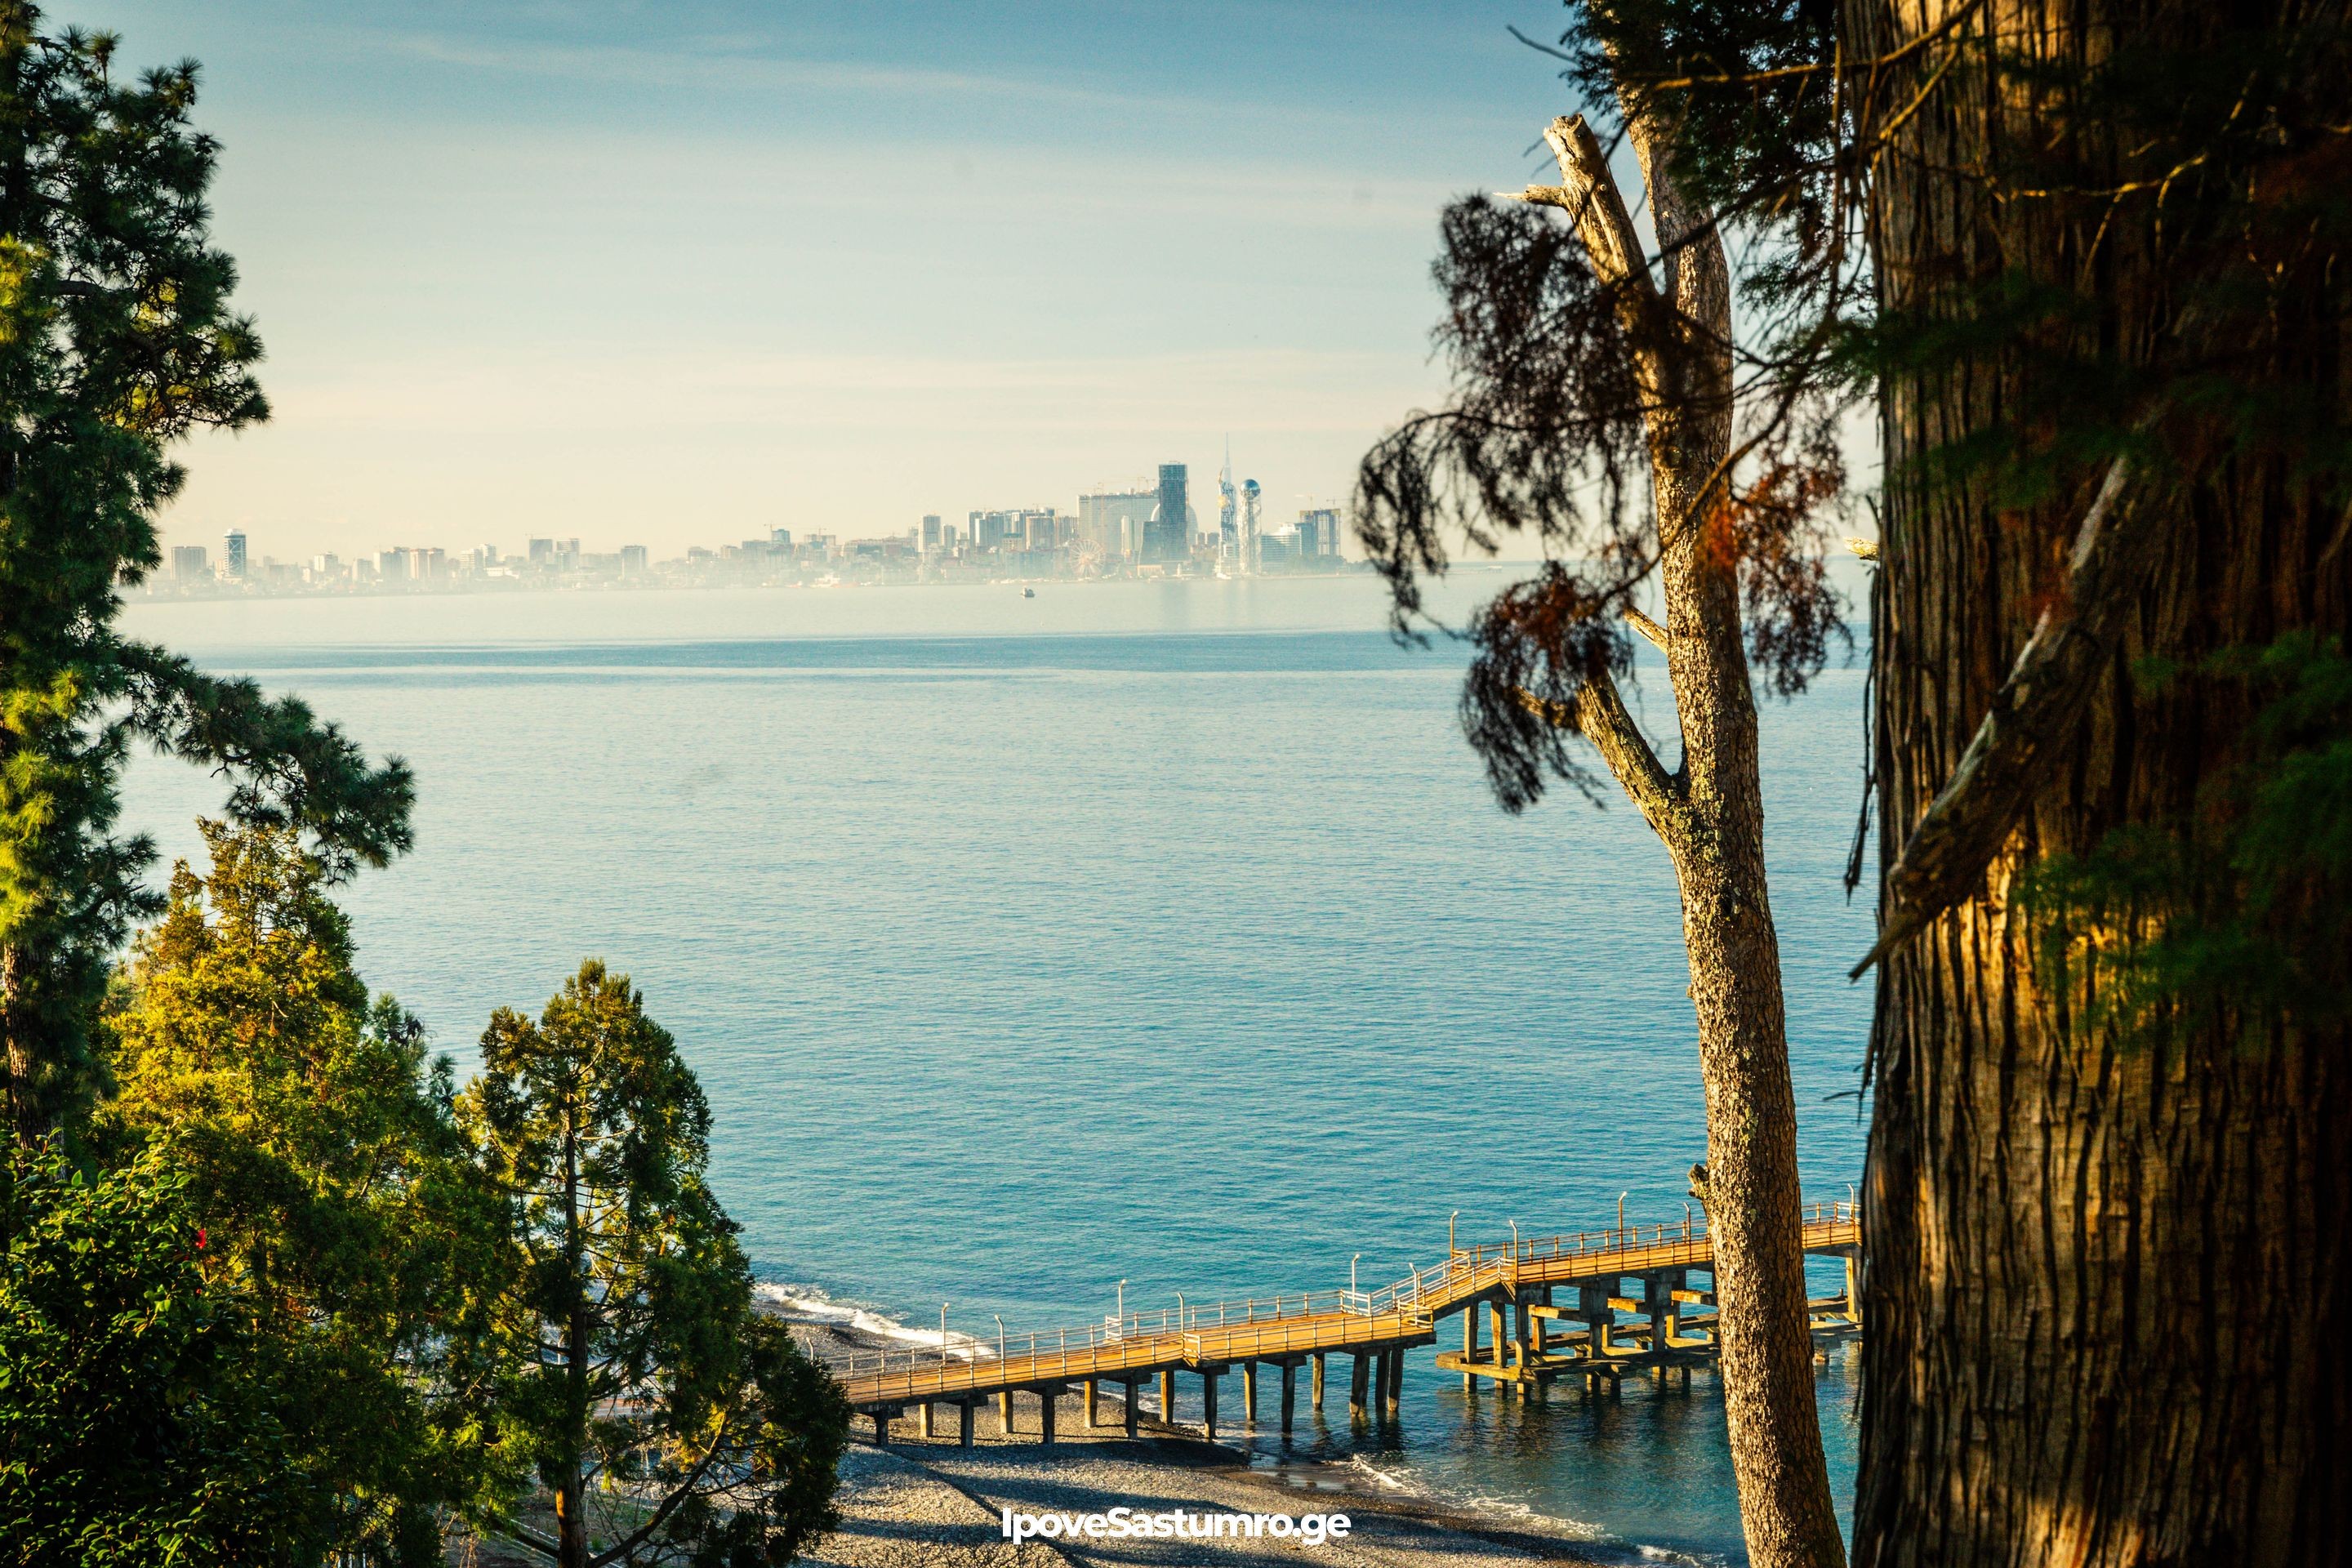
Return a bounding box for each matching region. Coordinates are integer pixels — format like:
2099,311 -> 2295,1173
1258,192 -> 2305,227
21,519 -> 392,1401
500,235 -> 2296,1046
558,1120 -> 589,1568
1527,112 -> 1847,1568
2,942 -> 33,1150
1850,3 -> 2352,1563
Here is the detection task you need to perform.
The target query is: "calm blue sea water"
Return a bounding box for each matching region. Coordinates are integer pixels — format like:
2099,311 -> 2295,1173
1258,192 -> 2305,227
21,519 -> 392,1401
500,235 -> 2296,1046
121,576 -> 1873,1566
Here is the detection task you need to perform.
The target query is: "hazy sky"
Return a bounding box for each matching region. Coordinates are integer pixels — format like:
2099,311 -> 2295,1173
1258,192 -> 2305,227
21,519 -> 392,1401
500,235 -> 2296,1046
60,2 -> 1589,564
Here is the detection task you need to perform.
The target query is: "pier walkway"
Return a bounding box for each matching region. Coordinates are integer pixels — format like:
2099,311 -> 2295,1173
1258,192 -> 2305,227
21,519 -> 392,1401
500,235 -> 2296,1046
816,1197 -> 1860,1446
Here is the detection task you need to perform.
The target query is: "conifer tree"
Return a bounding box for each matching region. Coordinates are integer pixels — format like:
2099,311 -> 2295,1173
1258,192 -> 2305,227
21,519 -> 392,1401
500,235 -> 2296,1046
0,2 -> 411,1143
1493,2 -> 2352,1560
462,962 -> 847,1568
100,822 -> 520,1562
1355,42 -> 1851,1568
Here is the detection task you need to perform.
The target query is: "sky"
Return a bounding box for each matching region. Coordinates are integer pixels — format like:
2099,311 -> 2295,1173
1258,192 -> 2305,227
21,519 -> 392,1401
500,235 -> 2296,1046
60,1 -> 1595,564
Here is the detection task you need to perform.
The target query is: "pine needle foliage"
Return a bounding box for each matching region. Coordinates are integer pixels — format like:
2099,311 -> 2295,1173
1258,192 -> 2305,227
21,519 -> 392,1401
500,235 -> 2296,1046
462,962 -> 848,1568
97,822 -> 523,1564
2024,635 -> 2352,1048
1361,0 -> 2352,819
0,2 -> 412,1138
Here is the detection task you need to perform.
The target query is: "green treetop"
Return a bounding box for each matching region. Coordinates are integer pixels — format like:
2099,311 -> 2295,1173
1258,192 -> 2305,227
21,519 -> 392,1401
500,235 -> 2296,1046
462,961 -> 846,1568
100,821 -> 521,1563
0,2 -> 412,1143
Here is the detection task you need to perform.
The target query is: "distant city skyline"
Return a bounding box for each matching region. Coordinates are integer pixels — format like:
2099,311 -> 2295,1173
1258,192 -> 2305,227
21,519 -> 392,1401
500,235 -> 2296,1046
166,459 -> 1352,575
56,1 -> 1585,562
153,464 -> 1356,597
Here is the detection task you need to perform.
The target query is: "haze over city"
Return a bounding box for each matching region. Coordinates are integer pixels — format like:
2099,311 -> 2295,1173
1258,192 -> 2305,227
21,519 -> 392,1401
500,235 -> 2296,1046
61,1 -> 1575,566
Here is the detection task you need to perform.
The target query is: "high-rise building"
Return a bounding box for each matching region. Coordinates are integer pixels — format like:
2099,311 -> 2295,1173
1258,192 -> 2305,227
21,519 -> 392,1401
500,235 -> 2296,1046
1018,509 -> 1058,550
310,553 -> 342,582
1296,507 -> 1342,560
1147,464 -> 1188,564
1078,491 -> 1156,560
620,544 -> 648,576
172,544 -> 208,580
771,528 -> 794,550
220,529 -> 248,579
921,514 -> 942,552
377,548 -> 408,583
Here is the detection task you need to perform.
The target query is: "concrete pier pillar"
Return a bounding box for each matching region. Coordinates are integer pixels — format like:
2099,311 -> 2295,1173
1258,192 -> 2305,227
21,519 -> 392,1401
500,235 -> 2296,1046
1124,1379 -> 1140,1437
1654,1267 -> 1686,1349
871,1410 -> 889,1446
997,1390 -> 1013,1437
1349,1351 -> 1370,1419
1579,1283 -> 1615,1371
1312,1353 -> 1326,1409
1463,1303 -> 1479,1392
1201,1369 -> 1220,1440
1846,1256 -> 1862,1327
1158,1370 -> 1175,1424
1488,1300 -> 1510,1396
1084,1379 -> 1098,1428
1241,1362 -> 1258,1425
1281,1361 -> 1297,1434
918,1402 -> 934,1439
1383,1348 -> 1402,1416
1040,1390 -> 1057,1446
958,1401 -> 974,1447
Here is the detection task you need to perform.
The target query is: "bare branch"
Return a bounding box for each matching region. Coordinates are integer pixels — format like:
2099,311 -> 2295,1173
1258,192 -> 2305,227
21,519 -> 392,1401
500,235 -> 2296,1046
1852,451 -> 2173,976
1517,671 -> 1686,838
1624,606 -> 1669,650
1523,114 -> 1655,300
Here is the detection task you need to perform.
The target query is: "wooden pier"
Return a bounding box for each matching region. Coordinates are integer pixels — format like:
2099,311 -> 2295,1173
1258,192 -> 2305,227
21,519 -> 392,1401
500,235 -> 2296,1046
817,1198 -> 1860,1445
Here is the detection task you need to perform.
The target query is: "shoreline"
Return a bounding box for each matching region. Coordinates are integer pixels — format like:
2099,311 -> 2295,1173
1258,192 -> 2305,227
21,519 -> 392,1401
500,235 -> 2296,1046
771,1286 -> 1632,1568
808,1406 -> 1613,1568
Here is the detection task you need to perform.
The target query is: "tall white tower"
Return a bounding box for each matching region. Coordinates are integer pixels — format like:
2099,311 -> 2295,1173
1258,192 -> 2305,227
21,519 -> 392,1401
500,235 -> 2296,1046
1241,479 -> 1262,575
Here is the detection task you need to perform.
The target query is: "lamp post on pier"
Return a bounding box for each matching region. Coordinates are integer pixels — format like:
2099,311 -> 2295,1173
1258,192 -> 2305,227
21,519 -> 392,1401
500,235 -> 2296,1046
1450,1209 -> 1459,1254
1618,1191 -> 1628,1238
994,1314 -> 1004,1365
1351,1254 -> 1361,1294
941,1302 -> 950,1366
1116,1279 -> 1126,1330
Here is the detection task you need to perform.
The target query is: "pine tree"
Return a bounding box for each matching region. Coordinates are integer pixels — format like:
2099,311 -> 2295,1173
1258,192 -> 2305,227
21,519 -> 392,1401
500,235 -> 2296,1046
0,2 -> 411,1143
461,962 -> 846,1568
100,822 -> 521,1562
1354,39 -> 1851,1568
1506,2 -> 2352,1560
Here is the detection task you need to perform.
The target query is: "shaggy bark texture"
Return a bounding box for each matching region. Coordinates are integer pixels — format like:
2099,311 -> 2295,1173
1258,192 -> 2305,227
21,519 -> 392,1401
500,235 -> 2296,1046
1851,2 -> 2352,1563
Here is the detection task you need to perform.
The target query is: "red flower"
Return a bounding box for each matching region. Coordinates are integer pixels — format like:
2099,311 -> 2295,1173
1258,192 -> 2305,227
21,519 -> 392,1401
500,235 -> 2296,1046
195,1227 -> 207,1250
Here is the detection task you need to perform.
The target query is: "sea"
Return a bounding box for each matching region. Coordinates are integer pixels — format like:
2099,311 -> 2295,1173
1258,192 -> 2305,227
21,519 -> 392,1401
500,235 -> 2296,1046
120,572 -> 1873,1566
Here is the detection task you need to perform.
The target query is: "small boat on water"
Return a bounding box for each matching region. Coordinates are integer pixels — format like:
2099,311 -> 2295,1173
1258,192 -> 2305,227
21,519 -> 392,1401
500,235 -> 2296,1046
1022,588 -> 1036,598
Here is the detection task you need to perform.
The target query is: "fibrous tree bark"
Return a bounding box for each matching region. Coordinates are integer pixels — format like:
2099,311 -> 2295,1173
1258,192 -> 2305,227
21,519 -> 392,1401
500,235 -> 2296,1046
1511,110 -> 1848,1568
1849,2 -> 2352,1564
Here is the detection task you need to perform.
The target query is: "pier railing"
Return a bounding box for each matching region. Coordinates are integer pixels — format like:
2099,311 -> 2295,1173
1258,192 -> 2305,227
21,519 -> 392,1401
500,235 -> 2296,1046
808,1196 -> 1859,1392
813,1290 -> 1367,1385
